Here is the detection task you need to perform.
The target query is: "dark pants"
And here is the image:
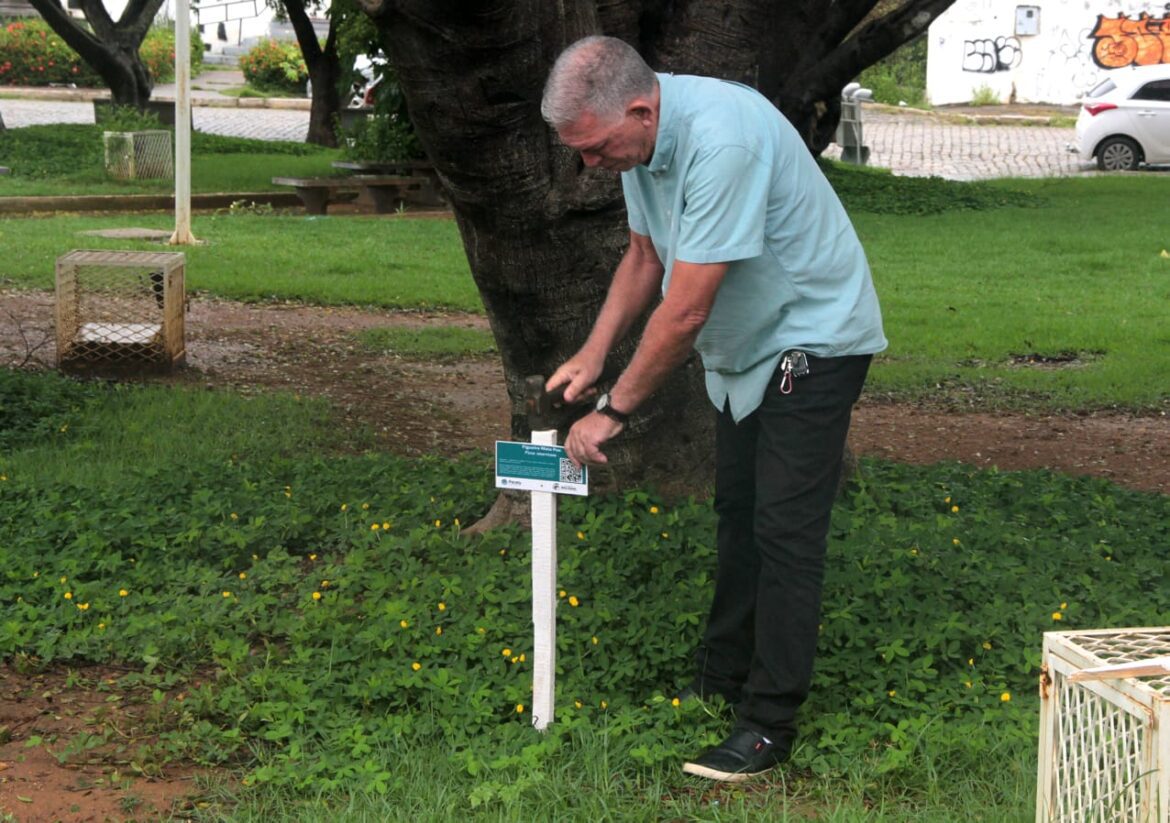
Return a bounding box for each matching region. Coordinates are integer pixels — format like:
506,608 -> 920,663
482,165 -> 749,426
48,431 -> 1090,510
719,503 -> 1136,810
694,353 -> 872,742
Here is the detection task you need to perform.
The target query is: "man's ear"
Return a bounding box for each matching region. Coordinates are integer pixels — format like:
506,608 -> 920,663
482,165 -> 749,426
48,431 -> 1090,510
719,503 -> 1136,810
626,97 -> 657,127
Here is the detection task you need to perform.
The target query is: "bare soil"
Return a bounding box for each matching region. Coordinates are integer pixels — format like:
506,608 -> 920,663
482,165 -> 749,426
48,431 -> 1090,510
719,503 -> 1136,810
2,290 -> 1168,821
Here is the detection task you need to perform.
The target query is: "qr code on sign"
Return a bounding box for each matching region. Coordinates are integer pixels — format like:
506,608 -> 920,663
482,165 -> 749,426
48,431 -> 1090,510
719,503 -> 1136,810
559,458 -> 584,484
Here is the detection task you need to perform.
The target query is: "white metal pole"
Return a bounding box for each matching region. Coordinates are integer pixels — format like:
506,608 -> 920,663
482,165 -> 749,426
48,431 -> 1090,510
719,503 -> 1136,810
169,0 -> 195,244
530,428 -> 558,731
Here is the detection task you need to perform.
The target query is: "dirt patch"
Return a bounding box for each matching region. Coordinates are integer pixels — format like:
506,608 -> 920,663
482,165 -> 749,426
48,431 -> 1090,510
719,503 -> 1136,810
2,291 -> 1169,820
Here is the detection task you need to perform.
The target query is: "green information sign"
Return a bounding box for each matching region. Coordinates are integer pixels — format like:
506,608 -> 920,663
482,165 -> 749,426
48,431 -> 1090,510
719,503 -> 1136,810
495,441 -> 588,496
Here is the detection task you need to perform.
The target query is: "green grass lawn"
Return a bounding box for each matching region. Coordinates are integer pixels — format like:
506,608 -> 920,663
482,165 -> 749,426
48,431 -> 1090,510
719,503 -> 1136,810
0,124 -> 340,196
3,156 -> 1169,819
3,169 -> 1168,410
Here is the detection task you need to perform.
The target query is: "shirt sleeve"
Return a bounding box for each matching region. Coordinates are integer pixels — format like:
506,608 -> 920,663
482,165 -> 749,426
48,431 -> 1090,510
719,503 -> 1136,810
621,173 -> 650,236
675,145 -> 769,264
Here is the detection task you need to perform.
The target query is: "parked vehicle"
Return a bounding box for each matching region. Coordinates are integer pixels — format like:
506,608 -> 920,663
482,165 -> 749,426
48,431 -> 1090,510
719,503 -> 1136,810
1073,64 -> 1170,171
306,53 -> 386,108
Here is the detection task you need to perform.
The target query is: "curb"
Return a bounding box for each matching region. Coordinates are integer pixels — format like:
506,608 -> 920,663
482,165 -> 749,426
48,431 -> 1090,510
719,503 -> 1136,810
0,191 -> 304,214
0,86 -> 311,111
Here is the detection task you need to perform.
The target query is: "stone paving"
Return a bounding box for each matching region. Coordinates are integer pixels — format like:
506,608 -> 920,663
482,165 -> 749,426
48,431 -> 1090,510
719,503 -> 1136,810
1,94 -> 1098,181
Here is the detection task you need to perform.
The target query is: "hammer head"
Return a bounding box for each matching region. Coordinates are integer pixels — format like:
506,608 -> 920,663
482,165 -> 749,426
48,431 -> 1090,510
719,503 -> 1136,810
525,375 -> 565,431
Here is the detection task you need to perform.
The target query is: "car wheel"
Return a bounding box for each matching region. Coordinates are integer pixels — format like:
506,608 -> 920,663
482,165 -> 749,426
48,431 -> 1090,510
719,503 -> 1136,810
1096,136 -> 1141,171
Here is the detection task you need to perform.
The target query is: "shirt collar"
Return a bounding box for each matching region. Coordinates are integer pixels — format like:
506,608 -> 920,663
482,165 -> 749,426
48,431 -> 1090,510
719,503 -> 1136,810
645,73 -> 677,174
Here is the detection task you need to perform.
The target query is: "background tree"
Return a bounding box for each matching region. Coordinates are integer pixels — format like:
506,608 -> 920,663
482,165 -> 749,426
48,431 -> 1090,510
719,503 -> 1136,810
277,0 -> 342,146
27,0 -> 164,108
356,0 -> 956,491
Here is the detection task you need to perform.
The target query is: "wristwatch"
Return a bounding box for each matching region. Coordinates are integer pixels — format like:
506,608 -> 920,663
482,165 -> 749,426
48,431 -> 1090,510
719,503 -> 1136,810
594,392 -> 630,424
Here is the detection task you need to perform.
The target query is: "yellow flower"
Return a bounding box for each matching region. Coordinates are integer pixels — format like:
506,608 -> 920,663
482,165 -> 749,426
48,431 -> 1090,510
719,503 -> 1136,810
515,704 -> 524,714
230,513 -> 238,521
454,518 -> 461,528
476,627 -> 486,634
1060,602 -> 1067,609
98,622 -> 106,631
383,522 -> 391,530
887,690 -> 896,697
435,627 -> 443,636
502,648 -> 512,657
77,602 -> 89,611
671,697 -> 680,707
577,531 -> 585,540
0,474 -> 6,481
340,503 -> 348,511
649,506 -> 659,514
574,700 -> 583,709
511,656 -> 519,664
434,520 -> 442,528
238,572 -> 247,580
412,662 -> 421,671
321,580 -> 330,588
600,700 -> 608,709
968,658 -> 975,666
964,680 -> 972,688
64,592 -> 72,600
222,591 -> 232,598
952,538 -> 961,545
437,602 -> 446,611
371,523 -> 381,531
400,620 -> 409,629
60,576 -> 67,584
312,592 -> 322,601
944,496 -> 951,503
558,590 -> 566,598
951,505 -> 960,513
591,636 -> 599,645
982,641 -> 992,650
569,596 -> 580,607
519,653 -> 526,662
1052,612 -> 1062,621
909,548 -> 918,556
661,532 -> 669,539
1000,692 -> 1011,702
499,549 -> 507,556
118,589 -> 128,597
362,503 -> 370,510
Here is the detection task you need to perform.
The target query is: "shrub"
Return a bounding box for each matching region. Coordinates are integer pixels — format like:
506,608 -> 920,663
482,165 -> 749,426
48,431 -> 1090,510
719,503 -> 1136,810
857,34 -> 927,107
238,39 -> 308,94
0,19 -> 201,87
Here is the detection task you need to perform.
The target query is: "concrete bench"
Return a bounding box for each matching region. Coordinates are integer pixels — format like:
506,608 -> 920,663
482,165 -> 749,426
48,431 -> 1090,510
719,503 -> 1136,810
271,175 -> 425,215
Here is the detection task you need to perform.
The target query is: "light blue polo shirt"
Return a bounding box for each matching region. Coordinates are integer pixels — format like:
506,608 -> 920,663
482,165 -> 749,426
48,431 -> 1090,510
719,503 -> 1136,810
622,73 -> 887,421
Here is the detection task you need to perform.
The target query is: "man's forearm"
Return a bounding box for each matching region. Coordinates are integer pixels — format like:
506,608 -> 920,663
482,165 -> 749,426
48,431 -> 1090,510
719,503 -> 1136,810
578,234 -> 665,363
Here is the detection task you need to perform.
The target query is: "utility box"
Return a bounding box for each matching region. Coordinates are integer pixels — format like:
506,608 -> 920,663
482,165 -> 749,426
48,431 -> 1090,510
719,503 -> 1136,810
55,250 -> 186,373
1037,628 -> 1170,823
102,130 -> 173,180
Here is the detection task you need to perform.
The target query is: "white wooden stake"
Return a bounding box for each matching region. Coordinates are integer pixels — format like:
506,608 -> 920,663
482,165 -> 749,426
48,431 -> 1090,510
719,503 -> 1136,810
530,428 -> 558,731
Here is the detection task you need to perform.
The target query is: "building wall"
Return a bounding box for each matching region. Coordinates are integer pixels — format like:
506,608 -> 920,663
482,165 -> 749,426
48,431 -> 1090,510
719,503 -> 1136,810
926,0 -> 1170,105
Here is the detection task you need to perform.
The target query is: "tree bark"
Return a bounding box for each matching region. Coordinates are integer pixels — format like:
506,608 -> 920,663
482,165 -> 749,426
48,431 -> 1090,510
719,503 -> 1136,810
281,0 -> 344,147
356,0 -> 953,492
28,0 -> 162,108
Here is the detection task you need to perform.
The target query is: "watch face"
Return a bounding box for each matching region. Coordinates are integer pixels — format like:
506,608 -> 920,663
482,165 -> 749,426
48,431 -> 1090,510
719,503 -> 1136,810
596,393 -> 610,412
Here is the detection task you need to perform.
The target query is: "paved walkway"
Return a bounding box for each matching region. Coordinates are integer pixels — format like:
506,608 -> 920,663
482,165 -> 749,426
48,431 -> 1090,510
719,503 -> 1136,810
1,76 -> 1097,180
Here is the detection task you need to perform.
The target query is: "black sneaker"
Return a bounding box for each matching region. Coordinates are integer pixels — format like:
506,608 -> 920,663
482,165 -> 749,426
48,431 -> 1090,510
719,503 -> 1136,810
682,727 -> 789,782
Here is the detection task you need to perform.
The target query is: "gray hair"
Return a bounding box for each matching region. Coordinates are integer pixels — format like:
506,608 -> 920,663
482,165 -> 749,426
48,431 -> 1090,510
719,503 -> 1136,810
541,35 -> 658,129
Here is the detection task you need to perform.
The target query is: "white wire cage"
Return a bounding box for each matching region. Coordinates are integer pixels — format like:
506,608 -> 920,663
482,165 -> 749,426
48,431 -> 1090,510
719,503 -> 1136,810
1038,628 -> 1170,823
102,130 -> 174,180
55,249 -> 186,373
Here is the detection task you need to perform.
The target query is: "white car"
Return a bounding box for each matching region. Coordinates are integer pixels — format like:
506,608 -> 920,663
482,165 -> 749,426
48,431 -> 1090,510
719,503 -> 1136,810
1074,65 -> 1170,171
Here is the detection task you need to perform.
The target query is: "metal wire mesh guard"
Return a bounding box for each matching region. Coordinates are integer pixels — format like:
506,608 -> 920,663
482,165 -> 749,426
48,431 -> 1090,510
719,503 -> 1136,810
1038,629 -> 1170,823
102,130 -> 173,180
55,250 -> 186,372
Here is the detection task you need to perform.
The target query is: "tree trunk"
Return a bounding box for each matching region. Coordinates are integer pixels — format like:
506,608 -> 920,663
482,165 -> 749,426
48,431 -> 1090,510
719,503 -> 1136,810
356,0 -> 953,492
281,0 -> 344,147
28,0 -> 162,109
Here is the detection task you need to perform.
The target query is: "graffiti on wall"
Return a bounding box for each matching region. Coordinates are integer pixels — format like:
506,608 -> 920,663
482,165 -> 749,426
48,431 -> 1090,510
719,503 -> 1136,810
1090,12 -> 1170,67
962,35 -> 1023,72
